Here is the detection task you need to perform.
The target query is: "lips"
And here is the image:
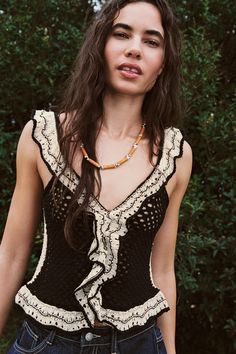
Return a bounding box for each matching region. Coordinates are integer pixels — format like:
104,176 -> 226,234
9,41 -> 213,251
118,63 -> 143,75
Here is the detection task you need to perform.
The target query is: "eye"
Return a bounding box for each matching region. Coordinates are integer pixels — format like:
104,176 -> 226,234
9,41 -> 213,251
145,39 -> 160,48
113,31 -> 129,39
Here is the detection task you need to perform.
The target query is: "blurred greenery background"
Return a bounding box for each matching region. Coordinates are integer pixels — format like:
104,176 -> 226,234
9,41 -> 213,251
0,0 -> 235,353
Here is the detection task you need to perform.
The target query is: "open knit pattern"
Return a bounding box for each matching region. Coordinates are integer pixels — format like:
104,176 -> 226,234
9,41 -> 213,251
15,110 -> 184,332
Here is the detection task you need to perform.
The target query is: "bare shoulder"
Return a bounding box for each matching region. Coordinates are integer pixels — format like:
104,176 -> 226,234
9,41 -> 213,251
175,140 -> 193,193
17,120 -> 38,166
180,140 -> 192,170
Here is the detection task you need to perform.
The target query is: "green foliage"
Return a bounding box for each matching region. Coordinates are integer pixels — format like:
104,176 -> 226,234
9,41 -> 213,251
0,0 -> 235,353
173,1 -> 236,353
0,0 -> 94,125
0,0 -> 94,229
0,122 -> 18,229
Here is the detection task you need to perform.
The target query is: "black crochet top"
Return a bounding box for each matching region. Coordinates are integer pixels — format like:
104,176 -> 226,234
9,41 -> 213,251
15,110 -> 184,332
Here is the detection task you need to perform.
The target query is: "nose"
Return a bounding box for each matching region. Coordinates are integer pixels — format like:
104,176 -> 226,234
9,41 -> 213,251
125,48 -> 141,59
124,40 -> 142,59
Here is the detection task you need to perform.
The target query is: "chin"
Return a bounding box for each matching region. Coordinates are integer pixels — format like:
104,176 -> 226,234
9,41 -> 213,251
108,83 -> 145,97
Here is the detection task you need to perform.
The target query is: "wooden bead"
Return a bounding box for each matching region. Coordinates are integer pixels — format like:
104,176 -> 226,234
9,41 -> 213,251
80,123 -> 145,170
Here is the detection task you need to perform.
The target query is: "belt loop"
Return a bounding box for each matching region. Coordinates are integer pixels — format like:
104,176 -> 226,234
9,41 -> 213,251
46,329 -> 56,345
111,327 -> 117,354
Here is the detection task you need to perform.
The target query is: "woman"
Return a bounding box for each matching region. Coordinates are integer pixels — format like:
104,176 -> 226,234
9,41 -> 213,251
0,0 -> 192,353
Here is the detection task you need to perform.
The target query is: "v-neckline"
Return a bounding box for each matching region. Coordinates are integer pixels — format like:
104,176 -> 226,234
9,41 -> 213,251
53,112 -> 165,213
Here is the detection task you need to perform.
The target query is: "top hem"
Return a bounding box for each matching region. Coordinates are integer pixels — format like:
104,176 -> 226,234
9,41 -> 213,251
15,285 -> 169,332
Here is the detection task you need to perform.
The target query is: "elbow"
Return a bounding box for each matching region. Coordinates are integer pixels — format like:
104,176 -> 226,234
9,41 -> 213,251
152,268 -> 176,287
0,246 -> 30,273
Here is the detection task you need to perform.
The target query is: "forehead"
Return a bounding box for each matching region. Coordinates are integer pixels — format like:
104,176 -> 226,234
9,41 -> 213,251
114,2 -> 164,37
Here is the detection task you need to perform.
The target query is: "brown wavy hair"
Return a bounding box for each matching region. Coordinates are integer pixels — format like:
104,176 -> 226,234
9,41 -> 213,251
56,0 -> 182,246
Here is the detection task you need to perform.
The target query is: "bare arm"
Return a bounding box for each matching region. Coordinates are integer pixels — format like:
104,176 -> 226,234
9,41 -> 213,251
0,121 -> 43,335
151,141 -> 192,354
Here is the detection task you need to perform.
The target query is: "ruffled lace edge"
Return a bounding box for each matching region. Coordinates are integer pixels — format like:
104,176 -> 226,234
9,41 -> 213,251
15,285 -> 169,332
27,110 -> 182,332
32,110 -> 78,191
15,286 -> 87,331
31,110 -> 184,202
72,127 -> 183,322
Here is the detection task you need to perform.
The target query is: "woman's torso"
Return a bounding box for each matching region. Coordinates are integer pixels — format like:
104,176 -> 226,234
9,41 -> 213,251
15,110 -> 183,332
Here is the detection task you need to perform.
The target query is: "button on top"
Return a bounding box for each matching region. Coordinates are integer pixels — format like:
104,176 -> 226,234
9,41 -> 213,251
85,332 -> 94,341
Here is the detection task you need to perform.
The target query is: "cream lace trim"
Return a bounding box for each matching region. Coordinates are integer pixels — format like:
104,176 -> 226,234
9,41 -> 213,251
15,286 -> 168,331
15,286 -> 87,331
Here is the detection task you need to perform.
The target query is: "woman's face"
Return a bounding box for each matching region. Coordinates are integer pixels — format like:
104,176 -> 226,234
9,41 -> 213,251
104,1 -> 165,97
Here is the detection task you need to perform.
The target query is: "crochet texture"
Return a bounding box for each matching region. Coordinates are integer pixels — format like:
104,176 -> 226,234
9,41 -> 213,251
15,110 -> 184,332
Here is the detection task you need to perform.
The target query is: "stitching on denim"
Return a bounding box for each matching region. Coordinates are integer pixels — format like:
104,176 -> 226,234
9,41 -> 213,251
14,340 -> 48,354
153,325 -> 163,343
92,346 -> 98,354
14,333 -> 51,354
24,321 -> 39,340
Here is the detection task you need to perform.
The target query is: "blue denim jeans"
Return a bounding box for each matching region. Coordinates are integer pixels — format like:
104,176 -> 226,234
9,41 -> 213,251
7,319 -> 167,354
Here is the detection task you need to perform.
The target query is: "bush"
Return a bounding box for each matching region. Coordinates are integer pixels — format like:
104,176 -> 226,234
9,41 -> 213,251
0,122 -> 18,229
0,0 -> 94,228
0,1 -> 235,353
174,1 -> 236,353
0,0 -> 94,125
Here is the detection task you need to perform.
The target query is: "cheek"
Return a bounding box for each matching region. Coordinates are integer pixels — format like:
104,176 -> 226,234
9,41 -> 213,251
104,38 -> 113,66
147,56 -> 164,80
104,38 -> 118,69
144,60 -> 164,91
153,54 -> 164,74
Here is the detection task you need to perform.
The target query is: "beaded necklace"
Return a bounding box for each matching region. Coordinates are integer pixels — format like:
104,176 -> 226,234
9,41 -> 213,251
80,123 -> 146,170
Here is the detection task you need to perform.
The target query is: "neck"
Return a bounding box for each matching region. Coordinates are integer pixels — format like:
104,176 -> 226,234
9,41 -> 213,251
100,92 -> 145,139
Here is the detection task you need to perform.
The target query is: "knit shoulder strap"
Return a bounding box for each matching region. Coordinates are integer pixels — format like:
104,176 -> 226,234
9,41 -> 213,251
31,110 -> 77,189
159,127 -> 184,184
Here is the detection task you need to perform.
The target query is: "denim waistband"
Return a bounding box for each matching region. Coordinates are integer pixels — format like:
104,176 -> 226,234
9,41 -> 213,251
23,317 -> 160,354
25,315 -> 156,342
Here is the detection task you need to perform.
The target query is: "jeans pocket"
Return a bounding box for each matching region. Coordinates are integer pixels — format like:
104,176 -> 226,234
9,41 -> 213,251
153,325 -> 163,343
153,325 -> 167,354
13,321 -> 54,353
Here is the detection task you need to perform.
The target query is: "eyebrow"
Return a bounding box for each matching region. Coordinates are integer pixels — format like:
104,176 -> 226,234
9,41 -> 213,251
112,23 -> 164,41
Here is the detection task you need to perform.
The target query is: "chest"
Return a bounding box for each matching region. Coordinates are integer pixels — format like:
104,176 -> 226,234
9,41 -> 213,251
78,138 -> 158,211
37,132 -> 176,212
97,159 -> 157,211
